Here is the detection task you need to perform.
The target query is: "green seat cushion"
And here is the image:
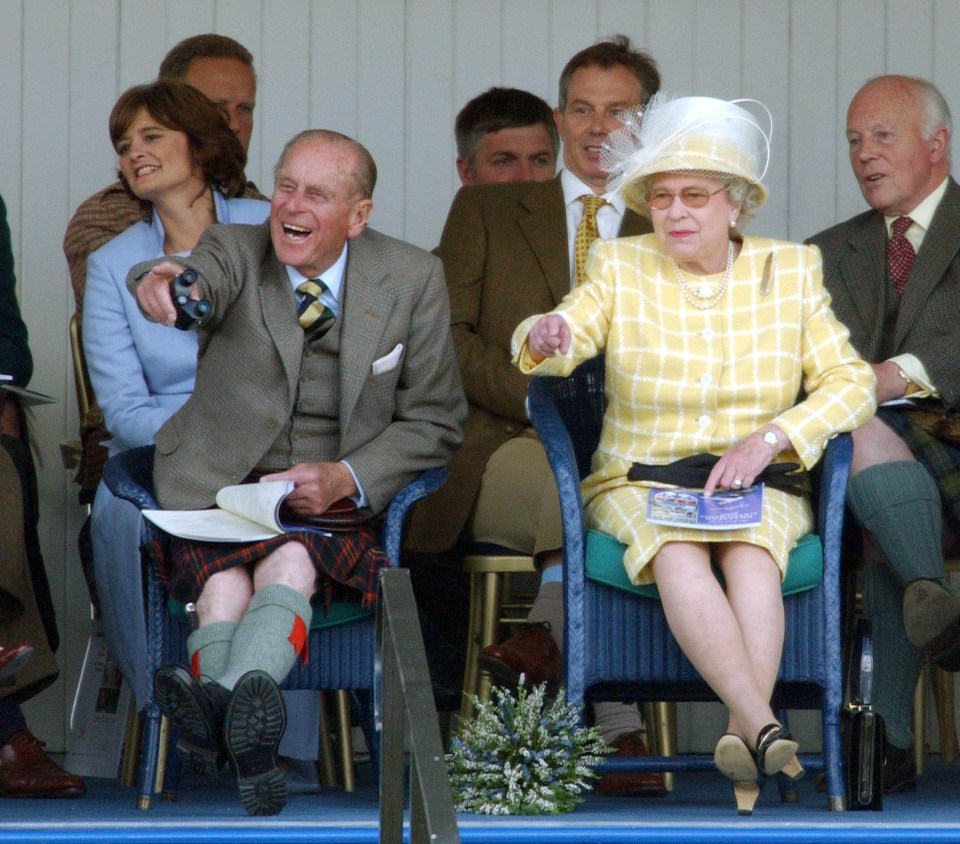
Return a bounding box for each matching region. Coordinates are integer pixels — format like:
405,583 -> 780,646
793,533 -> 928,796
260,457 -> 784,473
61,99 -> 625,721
584,529 -> 823,599
167,597 -> 371,630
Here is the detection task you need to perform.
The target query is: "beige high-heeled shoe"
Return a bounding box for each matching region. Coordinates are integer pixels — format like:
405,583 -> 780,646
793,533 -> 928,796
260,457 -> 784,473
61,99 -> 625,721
715,726 -> 804,815
755,723 -> 800,778
714,734 -> 760,815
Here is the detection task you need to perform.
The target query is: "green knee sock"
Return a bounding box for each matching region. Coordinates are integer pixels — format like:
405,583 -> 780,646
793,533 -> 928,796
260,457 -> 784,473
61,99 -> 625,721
218,584 -> 313,690
847,461 -> 944,586
869,607 -> 924,749
188,620 -> 238,683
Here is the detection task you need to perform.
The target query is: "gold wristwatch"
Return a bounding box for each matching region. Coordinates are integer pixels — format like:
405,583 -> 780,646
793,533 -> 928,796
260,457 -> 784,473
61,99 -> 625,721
898,368 -> 918,396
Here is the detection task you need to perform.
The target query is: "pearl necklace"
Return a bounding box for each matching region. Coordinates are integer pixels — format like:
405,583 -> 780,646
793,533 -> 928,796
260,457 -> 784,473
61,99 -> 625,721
672,241 -> 734,309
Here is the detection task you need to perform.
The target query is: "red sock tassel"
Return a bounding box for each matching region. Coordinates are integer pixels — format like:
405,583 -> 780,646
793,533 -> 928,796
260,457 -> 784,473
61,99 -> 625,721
190,651 -> 201,680
288,615 -> 308,667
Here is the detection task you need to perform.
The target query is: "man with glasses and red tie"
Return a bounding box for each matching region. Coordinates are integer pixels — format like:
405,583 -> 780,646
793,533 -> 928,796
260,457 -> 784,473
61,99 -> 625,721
809,74 -> 960,795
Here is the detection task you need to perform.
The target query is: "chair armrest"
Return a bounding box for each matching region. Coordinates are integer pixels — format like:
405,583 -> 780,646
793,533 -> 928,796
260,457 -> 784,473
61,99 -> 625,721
528,375 -> 589,687
381,467 -> 448,566
812,432 -> 852,709
816,433 -> 853,591
101,445 -> 159,511
528,375 -> 587,570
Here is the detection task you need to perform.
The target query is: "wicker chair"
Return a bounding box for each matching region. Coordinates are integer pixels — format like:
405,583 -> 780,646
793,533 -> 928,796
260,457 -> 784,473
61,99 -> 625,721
102,445 -> 446,808
527,356 -> 851,811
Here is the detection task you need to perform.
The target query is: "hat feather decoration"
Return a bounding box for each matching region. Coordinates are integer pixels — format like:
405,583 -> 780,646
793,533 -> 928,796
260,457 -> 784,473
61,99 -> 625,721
602,93 -> 773,211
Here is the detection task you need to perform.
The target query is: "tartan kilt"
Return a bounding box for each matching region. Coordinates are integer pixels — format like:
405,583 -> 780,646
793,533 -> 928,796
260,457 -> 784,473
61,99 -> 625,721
144,521 -> 388,609
877,406 -> 960,532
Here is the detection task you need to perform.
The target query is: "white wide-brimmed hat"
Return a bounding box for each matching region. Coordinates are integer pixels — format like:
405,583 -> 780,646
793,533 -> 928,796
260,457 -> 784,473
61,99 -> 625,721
602,94 -> 772,212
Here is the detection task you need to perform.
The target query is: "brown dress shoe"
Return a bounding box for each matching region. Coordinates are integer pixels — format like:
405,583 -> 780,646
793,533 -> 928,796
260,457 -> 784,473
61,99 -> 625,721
0,643 -> 34,684
478,622 -> 562,691
597,729 -> 666,797
0,730 -> 85,798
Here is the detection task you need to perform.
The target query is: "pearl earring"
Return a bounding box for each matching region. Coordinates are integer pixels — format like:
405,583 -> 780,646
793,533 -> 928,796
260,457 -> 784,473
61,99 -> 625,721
729,219 -> 736,228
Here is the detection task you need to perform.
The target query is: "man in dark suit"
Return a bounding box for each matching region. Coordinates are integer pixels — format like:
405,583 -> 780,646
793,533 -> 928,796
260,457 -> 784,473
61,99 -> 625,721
405,35 -> 664,795
131,130 -> 466,815
809,75 -> 960,793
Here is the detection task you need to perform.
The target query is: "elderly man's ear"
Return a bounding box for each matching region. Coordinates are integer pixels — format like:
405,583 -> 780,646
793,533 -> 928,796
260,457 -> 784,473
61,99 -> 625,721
348,198 -> 374,239
929,125 -> 950,165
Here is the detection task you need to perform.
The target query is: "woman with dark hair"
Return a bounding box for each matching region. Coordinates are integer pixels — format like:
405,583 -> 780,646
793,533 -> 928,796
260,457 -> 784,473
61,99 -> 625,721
83,79 -> 268,710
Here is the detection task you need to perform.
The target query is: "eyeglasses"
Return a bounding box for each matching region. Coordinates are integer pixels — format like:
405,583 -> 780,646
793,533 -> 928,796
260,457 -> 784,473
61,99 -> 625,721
646,186 -> 726,210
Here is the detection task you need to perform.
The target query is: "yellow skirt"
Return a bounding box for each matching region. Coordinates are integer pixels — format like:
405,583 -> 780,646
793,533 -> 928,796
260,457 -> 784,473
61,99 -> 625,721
584,482 -> 813,586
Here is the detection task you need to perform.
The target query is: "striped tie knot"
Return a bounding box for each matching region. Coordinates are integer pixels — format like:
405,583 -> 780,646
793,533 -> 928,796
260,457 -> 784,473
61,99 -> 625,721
297,278 -> 335,340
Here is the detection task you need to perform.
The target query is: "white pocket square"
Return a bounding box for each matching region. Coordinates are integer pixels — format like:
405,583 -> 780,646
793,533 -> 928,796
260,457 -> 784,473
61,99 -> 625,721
371,343 -> 404,375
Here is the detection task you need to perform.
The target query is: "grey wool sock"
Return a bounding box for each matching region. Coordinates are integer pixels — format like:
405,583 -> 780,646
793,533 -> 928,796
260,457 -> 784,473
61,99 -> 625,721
188,620 -> 239,684
218,584 -> 313,690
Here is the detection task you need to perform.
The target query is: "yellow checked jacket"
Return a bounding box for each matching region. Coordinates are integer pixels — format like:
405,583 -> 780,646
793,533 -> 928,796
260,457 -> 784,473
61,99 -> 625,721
512,234 -> 876,585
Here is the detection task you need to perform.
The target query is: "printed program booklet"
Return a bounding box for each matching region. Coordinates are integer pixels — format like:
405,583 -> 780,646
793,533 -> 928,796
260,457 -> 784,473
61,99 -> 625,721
143,481 -> 368,542
646,483 -> 763,529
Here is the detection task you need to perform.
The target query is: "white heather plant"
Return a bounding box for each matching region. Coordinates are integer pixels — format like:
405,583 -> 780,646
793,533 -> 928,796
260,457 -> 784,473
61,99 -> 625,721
446,683 -> 610,815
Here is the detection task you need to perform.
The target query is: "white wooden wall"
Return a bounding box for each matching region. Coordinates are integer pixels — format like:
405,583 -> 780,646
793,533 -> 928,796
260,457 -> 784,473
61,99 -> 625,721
3,0 -> 959,751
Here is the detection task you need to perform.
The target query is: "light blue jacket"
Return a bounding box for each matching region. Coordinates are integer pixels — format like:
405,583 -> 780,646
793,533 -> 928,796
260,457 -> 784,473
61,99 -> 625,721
83,191 -> 268,453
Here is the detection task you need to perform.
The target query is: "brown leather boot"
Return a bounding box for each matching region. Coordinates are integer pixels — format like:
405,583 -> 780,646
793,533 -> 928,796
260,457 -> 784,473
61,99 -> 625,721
596,730 -> 666,797
478,622 -> 561,691
0,731 -> 85,798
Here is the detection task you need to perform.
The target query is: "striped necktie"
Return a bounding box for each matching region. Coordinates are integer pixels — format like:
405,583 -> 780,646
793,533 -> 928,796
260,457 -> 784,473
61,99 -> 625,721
296,278 -> 335,340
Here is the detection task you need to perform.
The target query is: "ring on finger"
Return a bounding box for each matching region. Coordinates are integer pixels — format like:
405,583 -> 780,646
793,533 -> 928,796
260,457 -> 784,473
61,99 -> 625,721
732,478 -> 743,487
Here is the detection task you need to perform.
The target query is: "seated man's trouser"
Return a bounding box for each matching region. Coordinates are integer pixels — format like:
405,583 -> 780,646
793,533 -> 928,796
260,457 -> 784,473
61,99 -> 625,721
468,431 -> 562,563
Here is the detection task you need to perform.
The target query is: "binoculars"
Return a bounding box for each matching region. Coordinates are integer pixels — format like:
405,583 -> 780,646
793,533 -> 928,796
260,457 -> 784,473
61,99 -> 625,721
170,268 -> 211,330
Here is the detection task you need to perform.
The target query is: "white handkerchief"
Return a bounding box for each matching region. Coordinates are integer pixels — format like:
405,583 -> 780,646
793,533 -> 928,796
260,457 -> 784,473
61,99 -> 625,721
372,343 -> 404,375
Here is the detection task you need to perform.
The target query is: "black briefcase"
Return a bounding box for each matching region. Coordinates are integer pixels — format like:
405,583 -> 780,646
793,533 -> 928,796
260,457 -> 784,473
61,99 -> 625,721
843,618 -> 885,810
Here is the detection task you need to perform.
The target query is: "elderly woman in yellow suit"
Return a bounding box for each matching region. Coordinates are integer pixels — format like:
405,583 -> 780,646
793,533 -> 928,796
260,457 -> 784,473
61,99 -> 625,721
511,95 -> 876,814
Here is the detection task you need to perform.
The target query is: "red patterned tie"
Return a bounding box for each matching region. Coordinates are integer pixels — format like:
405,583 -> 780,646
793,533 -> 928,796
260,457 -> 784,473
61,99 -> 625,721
887,216 -> 915,295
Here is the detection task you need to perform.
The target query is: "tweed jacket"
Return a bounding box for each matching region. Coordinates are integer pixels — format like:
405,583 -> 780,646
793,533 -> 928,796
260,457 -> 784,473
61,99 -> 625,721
128,221 -> 466,513
512,235 -> 875,583
808,176 -> 960,409
405,175 -> 650,552
65,179 -> 264,309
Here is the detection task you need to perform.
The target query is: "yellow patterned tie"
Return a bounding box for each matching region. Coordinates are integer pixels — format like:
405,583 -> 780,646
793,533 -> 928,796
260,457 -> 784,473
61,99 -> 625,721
296,278 -> 335,340
574,194 -> 605,286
